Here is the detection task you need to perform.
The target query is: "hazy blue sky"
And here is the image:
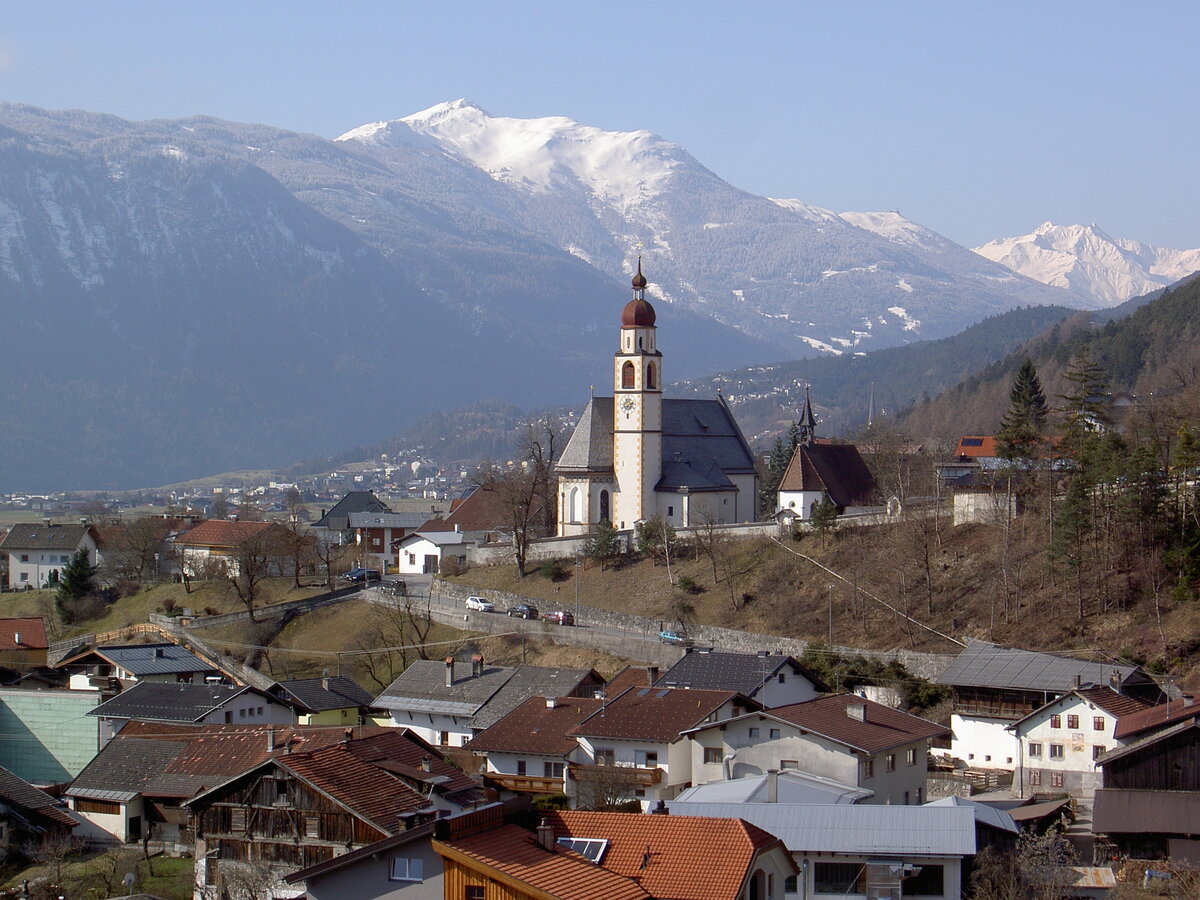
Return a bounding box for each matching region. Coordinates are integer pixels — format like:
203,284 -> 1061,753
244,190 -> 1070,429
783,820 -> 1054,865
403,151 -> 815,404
2,1 -> 1196,249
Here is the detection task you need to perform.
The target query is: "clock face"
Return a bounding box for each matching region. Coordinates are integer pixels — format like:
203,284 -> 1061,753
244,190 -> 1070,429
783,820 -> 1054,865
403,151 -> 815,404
621,397 -> 636,412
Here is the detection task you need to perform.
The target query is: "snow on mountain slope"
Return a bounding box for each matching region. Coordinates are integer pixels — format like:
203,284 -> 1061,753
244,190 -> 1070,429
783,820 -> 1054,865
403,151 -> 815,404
974,222 -> 1200,307
839,210 -> 959,254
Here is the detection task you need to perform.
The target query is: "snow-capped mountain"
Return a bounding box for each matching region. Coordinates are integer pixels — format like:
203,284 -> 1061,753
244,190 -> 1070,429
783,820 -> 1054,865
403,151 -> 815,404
973,222 -> 1200,307
337,100 -> 1077,357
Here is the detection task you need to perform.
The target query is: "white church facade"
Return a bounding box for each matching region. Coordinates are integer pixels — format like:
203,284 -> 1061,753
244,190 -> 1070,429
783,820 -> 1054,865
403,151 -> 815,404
555,263 -> 758,536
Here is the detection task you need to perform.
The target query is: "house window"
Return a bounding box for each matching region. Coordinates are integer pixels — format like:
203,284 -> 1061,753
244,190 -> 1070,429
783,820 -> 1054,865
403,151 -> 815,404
778,673 -> 786,684
815,863 -> 865,894
704,747 -> 723,764
886,753 -> 896,772
784,876 -> 798,894
1028,742 -> 1042,758
466,886 -> 485,900
439,731 -> 450,746
1067,715 -> 1079,729
770,728 -> 781,740
19,555 -> 28,563
239,708 -> 246,718
1028,770 -> 1042,786
748,727 -> 760,739
544,762 -> 564,778
517,760 -> 526,776
635,750 -> 658,767
1093,745 -> 1107,760
390,857 -> 424,882
906,748 -> 917,766
305,815 -> 319,839
231,808 -> 247,832
1093,716 -> 1105,731
74,797 -> 121,815
863,759 -> 874,778
595,748 -> 616,766
667,506 -> 674,516
902,863 -> 945,896
781,759 -> 799,770
1050,772 -> 1064,788
1050,715 -> 1061,728
1049,744 -> 1064,759
18,573 -> 27,582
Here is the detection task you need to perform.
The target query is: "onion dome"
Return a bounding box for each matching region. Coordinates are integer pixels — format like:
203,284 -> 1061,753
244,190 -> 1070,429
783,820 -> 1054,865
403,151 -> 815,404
621,257 -> 656,326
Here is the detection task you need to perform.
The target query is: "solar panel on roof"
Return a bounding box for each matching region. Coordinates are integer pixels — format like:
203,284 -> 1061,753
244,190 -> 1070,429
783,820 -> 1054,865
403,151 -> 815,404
557,837 -> 608,862
962,438 -> 984,446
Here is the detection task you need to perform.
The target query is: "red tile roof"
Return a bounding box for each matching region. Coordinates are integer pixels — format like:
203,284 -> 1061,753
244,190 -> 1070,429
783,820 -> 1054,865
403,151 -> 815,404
954,436 -> 999,458
1114,698 -> 1200,740
549,811 -> 790,900
603,666 -> 656,696
468,695 -> 602,755
0,618 -> 47,651
438,824 -> 651,900
766,694 -> 949,753
173,519 -> 278,548
1075,686 -> 1152,720
570,688 -> 742,743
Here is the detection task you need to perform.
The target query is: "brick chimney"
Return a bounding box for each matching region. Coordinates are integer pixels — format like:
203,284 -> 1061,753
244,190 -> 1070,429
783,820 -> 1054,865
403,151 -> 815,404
267,726 -> 276,753
766,768 -> 779,803
444,657 -> 455,687
846,701 -> 866,722
471,654 -> 484,678
421,756 -> 433,773
647,666 -> 659,685
546,697 -> 558,709
536,818 -> 556,851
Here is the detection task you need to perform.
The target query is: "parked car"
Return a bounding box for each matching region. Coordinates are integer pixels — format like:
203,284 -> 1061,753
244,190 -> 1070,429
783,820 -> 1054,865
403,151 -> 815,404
465,596 -> 495,612
342,567 -> 382,583
543,610 -> 575,626
658,629 -> 693,646
507,603 -> 539,619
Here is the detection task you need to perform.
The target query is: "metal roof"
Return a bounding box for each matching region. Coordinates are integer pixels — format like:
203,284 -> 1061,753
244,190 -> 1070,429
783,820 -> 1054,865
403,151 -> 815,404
662,803 -> 976,856
83,643 -> 216,677
674,771 -> 872,805
924,796 -> 1019,834
936,640 -> 1139,692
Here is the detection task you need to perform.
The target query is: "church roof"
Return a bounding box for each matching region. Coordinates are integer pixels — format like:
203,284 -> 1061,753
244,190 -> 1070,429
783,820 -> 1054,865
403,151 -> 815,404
555,398 -> 756,491
778,441 -> 876,508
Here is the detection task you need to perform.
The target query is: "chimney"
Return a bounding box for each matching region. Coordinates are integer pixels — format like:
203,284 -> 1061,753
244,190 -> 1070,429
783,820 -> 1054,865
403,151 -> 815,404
444,657 -> 455,687
342,727 -> 353,743
12,633 -> 20,646
846,702 -> 866,722
471,654 -> 484,678
1110,671 -> 1120,690
1074,673 -> 1082,689
322,676 -> 330,691
420,756 -> 433,773
1184,696 -> 1194,708
546,697 -> 558,709
647,666 -> 659,685
767,768 -> 779,803
536,818 -> 556,852
454,524 -> 461,533
267,726 -> 276,753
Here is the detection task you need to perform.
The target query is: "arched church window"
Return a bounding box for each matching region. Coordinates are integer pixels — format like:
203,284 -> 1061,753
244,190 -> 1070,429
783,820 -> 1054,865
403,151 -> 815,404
570,487 -> 581,523
621,361 -> 635,389
646,363 -> 656,390
599,490 -> 610,522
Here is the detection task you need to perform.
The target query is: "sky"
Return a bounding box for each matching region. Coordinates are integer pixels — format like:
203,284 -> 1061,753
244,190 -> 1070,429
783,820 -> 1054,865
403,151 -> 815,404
1,1 -> 1197,250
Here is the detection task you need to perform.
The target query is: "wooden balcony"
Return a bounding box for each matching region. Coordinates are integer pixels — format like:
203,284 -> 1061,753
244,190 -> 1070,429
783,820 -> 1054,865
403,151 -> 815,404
568,764 -> 664,787
484,773 -> 565,795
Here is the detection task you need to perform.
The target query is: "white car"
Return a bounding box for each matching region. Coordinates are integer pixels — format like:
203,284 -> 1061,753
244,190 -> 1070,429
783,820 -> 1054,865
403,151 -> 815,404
465,596 -> 494,612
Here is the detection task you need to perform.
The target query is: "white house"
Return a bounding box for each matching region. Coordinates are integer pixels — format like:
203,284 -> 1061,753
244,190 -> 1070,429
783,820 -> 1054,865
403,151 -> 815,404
0,523 -> 98,590
684,694 -> 948,807
1009,685 -> 1151,799
396,529 -> 471,575
654,649 -> 825,707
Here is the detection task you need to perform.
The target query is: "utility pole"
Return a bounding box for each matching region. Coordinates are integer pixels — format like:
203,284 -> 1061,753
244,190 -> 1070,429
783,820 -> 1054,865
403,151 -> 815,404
828,584 -> 834,644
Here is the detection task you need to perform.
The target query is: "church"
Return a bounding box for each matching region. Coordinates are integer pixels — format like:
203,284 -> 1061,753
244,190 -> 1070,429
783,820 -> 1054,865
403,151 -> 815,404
555,263 -> 758,536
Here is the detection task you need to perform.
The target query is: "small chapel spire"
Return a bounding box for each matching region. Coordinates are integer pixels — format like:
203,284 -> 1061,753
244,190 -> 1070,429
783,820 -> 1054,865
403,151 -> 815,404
631,256 -> 647,294
798,386 -> 817,446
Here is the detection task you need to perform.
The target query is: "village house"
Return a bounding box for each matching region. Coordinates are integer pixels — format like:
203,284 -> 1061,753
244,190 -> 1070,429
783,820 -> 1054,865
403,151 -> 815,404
0,765 -> 79,860
684,694 -> 949,806
674,768 -> 873,805
55,641 -> 224,693
935,640 -> 1162,769
187,729 -> 487,899
467,695 -> 602,797
0,618 -> 49,669
396,528 -> 471,575
1008,685 -> 1151,799
348,510 -> 428,571
311,490 -> 392,546
0,522 -> 99,590
64,722 -> 386,845
653,649 -> 826,707
86,680 -> 296,747
566,686 -> 757,810
269,674 -> 377,726
171,518 -> 292,578
373,656 -> 603,748
435,809 -> 796,900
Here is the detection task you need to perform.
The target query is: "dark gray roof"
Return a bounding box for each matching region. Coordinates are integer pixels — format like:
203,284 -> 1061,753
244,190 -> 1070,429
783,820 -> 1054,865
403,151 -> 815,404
0,523 -> 91,552
654,651 -> 827,696
63,642 -> 217,677
555,397 -> 756,488
937,640 -> 1141,692
347,511 -> 427,530
314,491 -> 391,531
68,737 -> 182,796
0,764 -> 77,829
374,660 -> 516,716
272,675 -> 376,712
469,666 -> 601,730
86,681 -> 273,723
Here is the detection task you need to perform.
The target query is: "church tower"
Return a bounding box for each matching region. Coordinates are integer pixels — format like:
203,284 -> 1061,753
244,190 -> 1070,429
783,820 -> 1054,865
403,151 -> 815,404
611,259 -> 663,529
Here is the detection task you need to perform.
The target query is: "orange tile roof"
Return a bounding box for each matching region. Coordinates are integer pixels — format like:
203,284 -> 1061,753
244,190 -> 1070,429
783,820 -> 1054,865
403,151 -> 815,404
954,436 -> 999,458
570,688 -> 742,743
438,824 -> 651,900
468,695 -> 602,755
549,811 -> 790,900
0,617 -> 47,651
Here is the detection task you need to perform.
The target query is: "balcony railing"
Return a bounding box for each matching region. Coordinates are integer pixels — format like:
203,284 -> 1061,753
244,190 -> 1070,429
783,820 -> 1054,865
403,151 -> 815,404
568,764 -> 664,787
484,773 -> 565,794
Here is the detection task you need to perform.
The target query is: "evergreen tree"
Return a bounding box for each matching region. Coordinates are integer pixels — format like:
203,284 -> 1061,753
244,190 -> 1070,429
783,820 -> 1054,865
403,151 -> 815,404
759,422 -> 800,514
1058,350 -> 1112,451
809,494 -> 839,543
583,520 -> 623,570
997,358 -> 1048,462
56,548 -> 98,624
